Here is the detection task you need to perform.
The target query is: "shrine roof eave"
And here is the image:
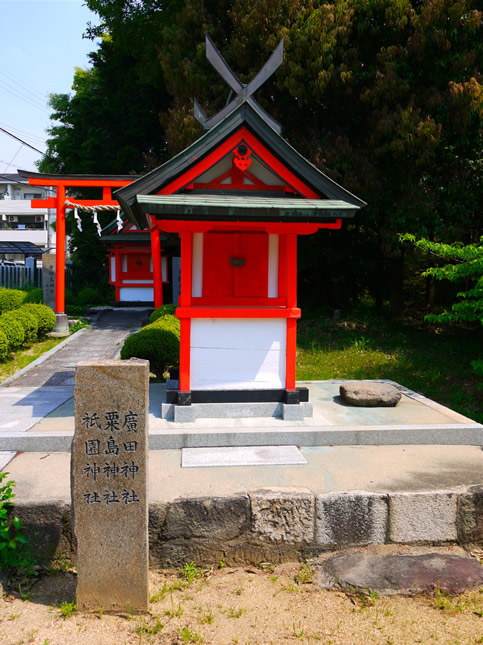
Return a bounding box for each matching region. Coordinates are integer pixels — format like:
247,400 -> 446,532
115,102 -> 366,229
18,169 -> 140,183
136,194 -> 359,222
100,233 -> 156,244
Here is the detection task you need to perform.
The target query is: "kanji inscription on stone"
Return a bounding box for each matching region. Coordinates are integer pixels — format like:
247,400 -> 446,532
72,359 -> 149,613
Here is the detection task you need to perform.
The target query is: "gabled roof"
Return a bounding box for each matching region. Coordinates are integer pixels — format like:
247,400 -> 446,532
115,102 -> 366,229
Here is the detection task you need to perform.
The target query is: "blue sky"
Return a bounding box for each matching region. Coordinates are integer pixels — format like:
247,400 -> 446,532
0,0 -> 99,172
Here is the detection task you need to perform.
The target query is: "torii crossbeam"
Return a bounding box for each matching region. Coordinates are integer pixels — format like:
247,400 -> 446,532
194,34 -> 284,133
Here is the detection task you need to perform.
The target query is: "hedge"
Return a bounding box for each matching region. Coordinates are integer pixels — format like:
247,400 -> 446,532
23,287 -> 44,304
0,329 -> 8,361
120,314 -> 180,378
149,303 -> 177,324
20,304 -> 56,336
0,312 -> 25,349
12,308 -> 38,344
0,288 -> 27,313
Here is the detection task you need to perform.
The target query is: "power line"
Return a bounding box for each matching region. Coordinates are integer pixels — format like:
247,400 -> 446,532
0,69 -> 47,103
0,78 -> 49,113
0,126 -> 46,156
0,121 -> 45,145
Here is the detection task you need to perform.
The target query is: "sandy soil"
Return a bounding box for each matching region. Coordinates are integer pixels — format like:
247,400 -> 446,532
0,563 -> 481,645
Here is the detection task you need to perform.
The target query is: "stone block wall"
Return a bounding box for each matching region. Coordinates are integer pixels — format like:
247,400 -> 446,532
16,486 -> 483,568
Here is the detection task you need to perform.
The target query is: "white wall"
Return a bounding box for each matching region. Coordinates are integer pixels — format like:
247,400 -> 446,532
119,287 -> 153,301
190,318 -> 286,389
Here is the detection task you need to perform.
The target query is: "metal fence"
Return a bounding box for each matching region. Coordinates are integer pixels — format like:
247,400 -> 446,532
0,265 -> 42,289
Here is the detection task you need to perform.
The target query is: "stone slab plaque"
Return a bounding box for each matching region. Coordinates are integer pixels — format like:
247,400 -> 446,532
42,253 -> 56,310
72,359 -> 149,613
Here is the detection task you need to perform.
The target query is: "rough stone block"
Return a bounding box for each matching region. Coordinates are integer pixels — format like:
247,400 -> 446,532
174,405 -> 196,423
161,496 -> 249,540
282,403 -> 305,421
315,492 -> 388,546
457,486 -> 483,544
389,491 -> 457,544
340,382 -> 401,407
250,488 -> 314,544
72,359 -> 149,613
16,502 -> 75,564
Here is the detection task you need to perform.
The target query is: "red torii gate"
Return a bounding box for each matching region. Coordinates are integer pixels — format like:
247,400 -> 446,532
22,172 -> 165,332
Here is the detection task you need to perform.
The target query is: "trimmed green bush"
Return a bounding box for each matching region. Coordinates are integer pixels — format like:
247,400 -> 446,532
0,312 -> 25,349
120,314 -> 180,378
0,328 -> 8,361
0,288 -> 27,313
149,303 -> 177,324
20,304 -> 56,336
23,287 -> 44,304
13,308 -> 39,343
77,287 -> 102,305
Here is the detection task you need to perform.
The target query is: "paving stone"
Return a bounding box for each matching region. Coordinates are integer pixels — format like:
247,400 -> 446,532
181,446 -> 307,467
282,403 -> 305,420
340,382 -> 401,407
317,551 -> 483,595
250,487 -> 314,544
174,405 -> 196,423
389,491 -> 457,543
316,492 -> 388,546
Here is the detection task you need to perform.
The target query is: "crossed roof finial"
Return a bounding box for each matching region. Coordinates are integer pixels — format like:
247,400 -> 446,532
194,34 -> 284,133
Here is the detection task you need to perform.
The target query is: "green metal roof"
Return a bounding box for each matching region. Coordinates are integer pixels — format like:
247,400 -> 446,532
115,102 -> 366,229
137,194 -> 358,221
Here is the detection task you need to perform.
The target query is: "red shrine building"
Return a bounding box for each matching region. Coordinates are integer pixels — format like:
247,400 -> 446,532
115,38 -> 365,420
22,37 -> 365,421
100,218 -> 169,304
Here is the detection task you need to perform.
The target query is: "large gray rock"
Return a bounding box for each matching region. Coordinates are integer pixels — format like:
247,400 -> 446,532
72,359 -> 149,614
318,551 -> 483,595
340,382 -> 402,407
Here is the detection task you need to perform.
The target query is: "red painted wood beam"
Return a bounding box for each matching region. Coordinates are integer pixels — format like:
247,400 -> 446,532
175,307 -> 301,319
55,184 -> 66,314
151,227 -> 164,309
152,220 -> 335,235
27,178 -> 134,187
178,232 -> 193,392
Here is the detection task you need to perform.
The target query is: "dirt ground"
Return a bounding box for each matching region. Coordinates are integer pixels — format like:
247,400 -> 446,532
0,562 -> 481,645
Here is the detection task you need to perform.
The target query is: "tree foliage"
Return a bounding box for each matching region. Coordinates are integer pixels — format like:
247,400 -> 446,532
39,0 -> 482,308
401,233 -> 483,326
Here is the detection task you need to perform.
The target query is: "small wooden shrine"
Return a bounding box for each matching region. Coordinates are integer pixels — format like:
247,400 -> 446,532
115,37 -> 365,416
100,217 -> 169,303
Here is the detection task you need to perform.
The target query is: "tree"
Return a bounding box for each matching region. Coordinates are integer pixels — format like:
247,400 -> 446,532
39,0 -> 482,308
401,233 -> 482,376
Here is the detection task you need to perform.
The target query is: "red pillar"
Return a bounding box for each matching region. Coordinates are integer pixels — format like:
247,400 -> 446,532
178,231 -> 193,392
150,226 -> 164,309
285,234 -> 298,390
55,184 -> 66,314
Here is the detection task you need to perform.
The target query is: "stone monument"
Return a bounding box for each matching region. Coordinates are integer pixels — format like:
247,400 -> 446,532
72,359 -> 149,613
41,253 -> 56,310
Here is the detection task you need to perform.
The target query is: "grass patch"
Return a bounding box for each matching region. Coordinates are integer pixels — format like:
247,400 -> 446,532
296,302 -> 482,423
0,337 -> 65,384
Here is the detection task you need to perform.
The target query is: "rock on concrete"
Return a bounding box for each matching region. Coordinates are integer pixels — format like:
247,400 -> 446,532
250,488 -> 314,544
389,491 -> 457,544
317,550 -> 483,595
316,492 -> 388,546
340,382 -> 402,407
